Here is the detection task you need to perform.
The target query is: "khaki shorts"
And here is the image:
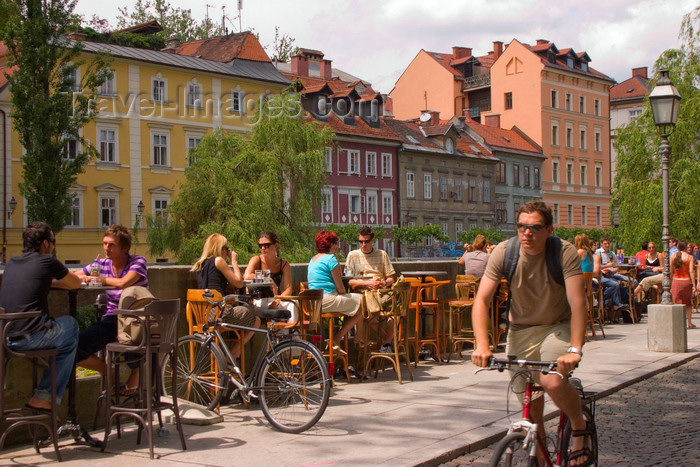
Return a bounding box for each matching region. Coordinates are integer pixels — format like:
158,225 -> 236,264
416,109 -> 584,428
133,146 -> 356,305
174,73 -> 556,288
321,292 -> 361,316
505,322 -> 571,400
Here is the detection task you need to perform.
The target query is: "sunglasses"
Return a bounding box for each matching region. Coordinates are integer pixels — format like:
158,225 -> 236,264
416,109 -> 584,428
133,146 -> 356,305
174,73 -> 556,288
358,239 -> 372,244
48,237 -> 56,244
516,223 -> 546,233
258,242 -> 273,249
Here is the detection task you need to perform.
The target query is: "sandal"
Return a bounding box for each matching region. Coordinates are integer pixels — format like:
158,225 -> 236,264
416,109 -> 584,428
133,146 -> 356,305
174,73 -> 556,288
568,425 -> 595,467
120,384 -> 139,396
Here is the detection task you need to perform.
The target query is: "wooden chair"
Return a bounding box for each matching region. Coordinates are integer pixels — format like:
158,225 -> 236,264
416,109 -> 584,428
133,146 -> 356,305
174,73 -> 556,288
582,272 -> 605,340
363,282 -> 413,384
446,276 -> 478,361
102,299 -> 187,459
405,277 -> 449,366
277,289 -> 323,342
0,309 -> 62,461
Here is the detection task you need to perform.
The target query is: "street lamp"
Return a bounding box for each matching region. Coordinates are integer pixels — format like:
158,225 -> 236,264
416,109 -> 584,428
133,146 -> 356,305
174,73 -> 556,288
2,196 -> 17,264
648,70 -> 681,305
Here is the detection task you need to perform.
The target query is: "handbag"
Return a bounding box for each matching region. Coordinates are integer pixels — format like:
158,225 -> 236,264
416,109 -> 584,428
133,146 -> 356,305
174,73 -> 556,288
116,286 -> 157,345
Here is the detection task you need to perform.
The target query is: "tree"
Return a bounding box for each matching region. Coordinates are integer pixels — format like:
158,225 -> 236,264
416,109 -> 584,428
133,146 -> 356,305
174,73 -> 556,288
612,7 -> 700,250
154,92 -> 334,264
391,225 -> 449,257
116,0 -> 224,42
269,26 -> 296,62
457,227 -> 506,246
2,0 -> 109,233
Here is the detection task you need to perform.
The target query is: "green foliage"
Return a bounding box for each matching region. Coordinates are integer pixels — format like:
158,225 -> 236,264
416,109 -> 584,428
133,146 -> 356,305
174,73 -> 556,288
552,227 -> 617,244
2,0 -> 110,233
152,92 -> 333,265
612,7 -> 700,249
76,305 -> 96,332
391,225 -> 449,244
324,223 -> 359,246
78,27 -> 166,50
270,25 -> 296,62
457,227 -> 506,246
116,0 -> 224,42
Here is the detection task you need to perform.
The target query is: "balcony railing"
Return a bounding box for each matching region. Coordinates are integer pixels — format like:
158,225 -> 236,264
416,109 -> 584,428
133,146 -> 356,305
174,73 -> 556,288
462,73 -> 491,90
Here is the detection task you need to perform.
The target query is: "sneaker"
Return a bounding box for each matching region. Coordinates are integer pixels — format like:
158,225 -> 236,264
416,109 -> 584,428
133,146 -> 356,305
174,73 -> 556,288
379,344 -> 394,354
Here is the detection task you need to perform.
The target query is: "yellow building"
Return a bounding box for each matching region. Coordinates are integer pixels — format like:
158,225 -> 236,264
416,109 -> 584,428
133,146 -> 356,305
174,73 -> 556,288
0,32 -> 290,263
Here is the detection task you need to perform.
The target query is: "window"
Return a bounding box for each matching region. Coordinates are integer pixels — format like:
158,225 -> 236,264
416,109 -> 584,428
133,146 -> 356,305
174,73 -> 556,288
595,130 -> 602,151
381,153 -> 392,177
581,205 -> 587,226
566,162 -> 573,184
441,223 -> 448,241
425,222 -> 433,247
551,90 -> 558,108
64,137 -> 78,160
565,93 -> 572,111
595,166 -> 602,187
495,201 -> 506,223
321,189 -> 332,214
98,70 -> 115,95
553,203 -> 559,224
366,152 -> 377,176
596,206 -> 601,225
629,109 -> 642,120
152,133 -> 168,166
68,193 -> 81,227
534,167 -> 541,188
455,222 -> 463,236
580,164 -> 587,186
567,204 -> 573,224
350,195 -> 361,214
99,196 -> 117,227
523,166 -> 530,187
513,165 -> 520,186
67,66 -> 79,92
513,202 -> 520,219
445,138 -> 454,153
483,180 -> 490,202
325,147 -> 332,173
152,78 -> 166,103
552,160 -> 560,183
594,99 -> 600,116
551,123 -> 559,145
580,128 -> 587,149
505,92 -> 513,110
367,193 -> 377,215
154,198 -> 168,220
187,135 -> 201,166
187,81 -> 202,108
424,174 -> 432,199
439,175 -> 447,200
406,172 -> 415,198
566,126 -> 573,148
496,162 -> 506,183
348,150 -> 360,174
566,57 -> 574,68
230,90 -> 242,113
579,96 -> 585,113
454,177 -> 462,201
98,128 -> 117,162
382,193 -> 392,218
581,62 -> 588,72
468,178 -> 477,202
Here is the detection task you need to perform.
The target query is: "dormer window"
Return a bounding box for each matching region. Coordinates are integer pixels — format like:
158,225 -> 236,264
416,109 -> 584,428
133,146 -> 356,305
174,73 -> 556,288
548,51 -> 556,63
445,138 -> 455,153
567,57 -> 574,68
581,62 -> 588,72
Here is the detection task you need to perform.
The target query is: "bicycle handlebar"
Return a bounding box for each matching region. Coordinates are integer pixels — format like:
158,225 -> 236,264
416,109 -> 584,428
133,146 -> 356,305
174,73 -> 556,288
486,356 -> 558,373
202,289 -> 252,306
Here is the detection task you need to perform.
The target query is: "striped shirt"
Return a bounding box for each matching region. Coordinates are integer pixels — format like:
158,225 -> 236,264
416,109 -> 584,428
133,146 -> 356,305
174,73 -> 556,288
344,248 -> 395,279
83,255 -> 148,315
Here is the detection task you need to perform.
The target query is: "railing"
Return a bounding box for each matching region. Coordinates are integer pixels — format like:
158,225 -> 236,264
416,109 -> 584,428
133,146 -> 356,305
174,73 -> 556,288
462,73 -> 491,90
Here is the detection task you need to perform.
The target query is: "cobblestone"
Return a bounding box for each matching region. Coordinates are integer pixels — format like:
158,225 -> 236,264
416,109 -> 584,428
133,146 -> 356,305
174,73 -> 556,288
442,355 -> 700,466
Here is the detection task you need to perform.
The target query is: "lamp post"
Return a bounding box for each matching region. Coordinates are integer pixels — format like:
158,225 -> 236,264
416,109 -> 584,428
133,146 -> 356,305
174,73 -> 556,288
2,196 -> 17,264
648,70 -> 681,305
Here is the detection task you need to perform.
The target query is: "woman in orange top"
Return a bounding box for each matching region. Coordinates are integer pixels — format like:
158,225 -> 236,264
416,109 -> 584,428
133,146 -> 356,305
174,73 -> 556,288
671,241 -> 696,328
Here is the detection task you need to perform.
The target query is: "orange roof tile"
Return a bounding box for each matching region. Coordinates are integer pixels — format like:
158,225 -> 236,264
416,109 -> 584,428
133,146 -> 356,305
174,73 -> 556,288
464,119 -> 543,155
424,49 -> 495,78
317,113 -> 402,142
610,75 -> 651,101
172,32 -> 271,63
523,41 -> 612,82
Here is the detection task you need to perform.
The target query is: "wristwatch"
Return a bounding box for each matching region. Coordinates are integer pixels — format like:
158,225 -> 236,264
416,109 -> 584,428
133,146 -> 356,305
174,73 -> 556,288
566,346 -> 583,357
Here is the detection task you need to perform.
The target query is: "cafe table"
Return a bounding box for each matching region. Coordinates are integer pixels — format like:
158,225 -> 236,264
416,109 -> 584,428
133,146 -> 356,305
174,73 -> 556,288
399,271 -> 449,360
616,264 -> 639,322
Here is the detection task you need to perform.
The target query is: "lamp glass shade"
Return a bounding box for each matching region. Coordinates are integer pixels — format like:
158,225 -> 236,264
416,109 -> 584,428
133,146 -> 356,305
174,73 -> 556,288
649,81 -> 681,127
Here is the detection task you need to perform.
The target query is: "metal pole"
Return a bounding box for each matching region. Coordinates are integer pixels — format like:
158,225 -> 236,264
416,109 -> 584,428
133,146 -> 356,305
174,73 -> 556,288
1,108 -> 6,264
660,133 -> 672,304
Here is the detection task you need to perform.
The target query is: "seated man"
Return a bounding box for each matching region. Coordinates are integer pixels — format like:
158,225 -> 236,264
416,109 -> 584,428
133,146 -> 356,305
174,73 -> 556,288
75,225 -> 148,395
595,236 -> 630,312
345,226 -> 396,353
0,222 -> 81,411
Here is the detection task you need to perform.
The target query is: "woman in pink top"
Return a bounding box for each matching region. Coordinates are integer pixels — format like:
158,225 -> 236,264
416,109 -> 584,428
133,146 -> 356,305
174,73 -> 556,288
671,241 -> 696,328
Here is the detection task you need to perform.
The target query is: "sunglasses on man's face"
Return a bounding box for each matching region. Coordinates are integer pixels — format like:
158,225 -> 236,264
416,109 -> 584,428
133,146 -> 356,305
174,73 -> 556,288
358,239 -> 372,244
258,242 -> 273,249
516,223 -> 546,233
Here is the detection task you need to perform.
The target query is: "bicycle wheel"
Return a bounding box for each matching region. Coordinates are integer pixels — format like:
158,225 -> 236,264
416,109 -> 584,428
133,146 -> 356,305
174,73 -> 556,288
489,431 -> 538,467
257,340 -> 330,433
562,406 -> 598,466
162,335 -> 227,411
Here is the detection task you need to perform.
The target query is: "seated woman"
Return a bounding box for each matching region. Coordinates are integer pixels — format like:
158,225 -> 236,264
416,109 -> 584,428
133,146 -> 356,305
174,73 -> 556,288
244,231 -> 296,325
638,241 -> 663,281
191,233 -> 260,359
308,231 -> 363,355
458,234 -> 490,279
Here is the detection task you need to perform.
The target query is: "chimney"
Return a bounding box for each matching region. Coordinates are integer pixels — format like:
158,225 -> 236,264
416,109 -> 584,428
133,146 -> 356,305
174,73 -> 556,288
484,114 -> 501,128
291,55 -> 309,77
383,95 -> 394,114
452,47 -> 472,60
493,41 -> 504,61
536,39 -> 549,46
429,110 -> 440,126
632,67 -> 648,79
320,59 -> 333,80
163,37 -> 181,51
68,32 -> 86,41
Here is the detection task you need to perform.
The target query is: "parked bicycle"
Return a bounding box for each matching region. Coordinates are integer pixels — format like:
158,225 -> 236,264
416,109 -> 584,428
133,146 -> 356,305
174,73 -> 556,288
162,291 -> 331,433
477,356 -> 598,467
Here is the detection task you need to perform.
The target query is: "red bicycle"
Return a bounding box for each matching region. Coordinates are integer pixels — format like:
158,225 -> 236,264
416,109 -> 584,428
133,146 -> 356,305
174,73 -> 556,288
477,356 -> 598,467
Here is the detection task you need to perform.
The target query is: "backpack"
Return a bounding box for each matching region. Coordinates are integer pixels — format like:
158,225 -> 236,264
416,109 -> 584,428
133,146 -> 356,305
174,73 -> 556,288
503,235 -> 566,290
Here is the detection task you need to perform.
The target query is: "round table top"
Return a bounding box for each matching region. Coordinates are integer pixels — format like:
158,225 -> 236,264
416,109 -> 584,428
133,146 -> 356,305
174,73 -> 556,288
243,280 -> 275,288
400,270 -> 448,277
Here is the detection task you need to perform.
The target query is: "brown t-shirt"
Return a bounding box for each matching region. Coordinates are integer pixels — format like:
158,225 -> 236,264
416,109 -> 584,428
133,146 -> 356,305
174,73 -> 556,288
484,238 -> 582,327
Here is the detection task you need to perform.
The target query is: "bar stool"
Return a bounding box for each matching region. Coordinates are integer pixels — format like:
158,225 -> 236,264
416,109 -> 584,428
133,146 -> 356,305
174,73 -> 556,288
445,276 -> 478,361
0,308 -> 62,461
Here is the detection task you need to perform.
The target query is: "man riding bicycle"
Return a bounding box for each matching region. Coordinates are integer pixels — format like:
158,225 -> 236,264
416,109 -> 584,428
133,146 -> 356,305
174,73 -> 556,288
471,200 -> 592,466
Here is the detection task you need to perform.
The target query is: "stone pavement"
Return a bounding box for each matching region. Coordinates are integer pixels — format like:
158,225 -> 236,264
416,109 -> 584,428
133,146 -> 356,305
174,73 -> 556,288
1,313 -> 699,466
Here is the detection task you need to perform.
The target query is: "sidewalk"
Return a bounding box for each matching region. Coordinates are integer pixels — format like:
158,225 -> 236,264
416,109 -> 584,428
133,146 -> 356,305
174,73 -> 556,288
2,316 -> 699,466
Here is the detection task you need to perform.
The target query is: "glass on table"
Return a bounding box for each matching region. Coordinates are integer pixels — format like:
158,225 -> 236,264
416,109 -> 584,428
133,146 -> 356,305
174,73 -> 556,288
254,269 -> 263,282
262,269 -> 271,282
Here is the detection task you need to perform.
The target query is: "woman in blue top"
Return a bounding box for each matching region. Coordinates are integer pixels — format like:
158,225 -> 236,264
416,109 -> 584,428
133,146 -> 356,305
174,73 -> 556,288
308,230 -> 363,355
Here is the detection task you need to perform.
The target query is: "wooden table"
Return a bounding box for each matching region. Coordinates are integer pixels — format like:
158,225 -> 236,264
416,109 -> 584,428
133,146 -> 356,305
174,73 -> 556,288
616,264 -> 638,322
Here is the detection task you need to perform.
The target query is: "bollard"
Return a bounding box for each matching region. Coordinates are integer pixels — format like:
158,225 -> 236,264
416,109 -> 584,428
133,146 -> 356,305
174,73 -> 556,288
647,304 -> 687,352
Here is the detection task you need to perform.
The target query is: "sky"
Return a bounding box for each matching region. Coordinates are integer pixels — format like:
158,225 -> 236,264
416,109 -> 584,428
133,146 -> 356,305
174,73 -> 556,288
74,0 -> 696,94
